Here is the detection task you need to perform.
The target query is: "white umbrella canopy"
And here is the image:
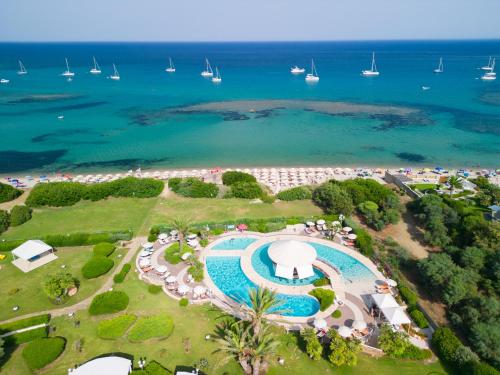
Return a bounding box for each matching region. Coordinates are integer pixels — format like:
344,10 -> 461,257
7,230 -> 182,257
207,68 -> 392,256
343,227 -> 352,233
181,252 -> 192,261
338,326 -> 352,338
193,285 -> 206,295
187,234 -> 197,240
166,275 -> 177,283
177,284 -> 191,294
347,233 -> 357,240
142,242 -> 154,250
158,233 -> 168,240
306,221 -> 315,226
316,219 -> 326,225
386,279 -> 398,287
381,307 -> 411,325
313,318 -> 327,329
155,265 -> 168,274
352,320 -> 367,331
332,221 -> 341,226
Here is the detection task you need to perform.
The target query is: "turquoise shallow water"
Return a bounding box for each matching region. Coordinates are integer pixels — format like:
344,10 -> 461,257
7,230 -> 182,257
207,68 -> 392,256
212,237 -> 257,250
0,41 -> 499,174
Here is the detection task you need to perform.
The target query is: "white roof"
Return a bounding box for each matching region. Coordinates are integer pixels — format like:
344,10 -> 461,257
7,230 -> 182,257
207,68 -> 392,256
296,264 -> 314,279
12,240 -> 52,260
72,356 -> 131,375
275,264 -> 294,279
381,307 -> 411,325
371,293 -> 399,309
268,240 -> 317,268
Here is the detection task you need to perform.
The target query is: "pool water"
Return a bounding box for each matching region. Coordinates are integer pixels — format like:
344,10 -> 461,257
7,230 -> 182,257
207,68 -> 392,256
251,244 -> 325,286
310,242 -> 377,282
206,256 -> 320,317
212,237 -> 257,250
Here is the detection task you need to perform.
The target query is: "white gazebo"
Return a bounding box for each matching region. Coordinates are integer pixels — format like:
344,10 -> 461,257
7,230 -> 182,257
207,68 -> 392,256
69,356 -> 132,375
11,240 -> 57,273
380,307 -> 411,326
268,240 -> 317,280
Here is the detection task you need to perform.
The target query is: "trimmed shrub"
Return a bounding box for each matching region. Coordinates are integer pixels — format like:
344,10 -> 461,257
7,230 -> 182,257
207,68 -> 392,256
148,285 -> 163,294
222,171 -> 256,186
22,337 -> 66,369
4,326 -> 48,346
164,242 -> 193,264
0,182 -> 22,203
0,314 -> 50,335
331,309 -> 342,319
82,256 -> 114,279
431,327 -> 462,363
9,205 -> 32,226
409,308 -> 429,329
143,361 -> 169,375
276,186 -> 312,201
89,291 -> 129,315
354,228 -> 374,257
398,284 -> 418,308
169,177 -> 218,198
309,288 -> 335,311
464,361 -> 500,375
179,298 -> 189,307
313,277 -> 330,287
97,314 -> 137,340
0,210 -> 9,233
26,182 -> 86,207
93,242 -> 116,257
127,314 -> 174,342
114,263 -> 131,283
228,182 -> 263,199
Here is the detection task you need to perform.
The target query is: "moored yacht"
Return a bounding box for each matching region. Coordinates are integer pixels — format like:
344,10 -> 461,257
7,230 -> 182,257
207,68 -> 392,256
62,58 -> 75,77
481,57 -> 493,71
434,57 -> 444,73
362,52 -> 380,76
290,66 -> 305,74
305,59 -> 319,82
481,58 -> 496,80
90,57 -> 102,74
110,63 -> 120,80
212,67 -> 222,83
201,58 -> 214,77
17,60 -> 28,75
165,57 -> 176,73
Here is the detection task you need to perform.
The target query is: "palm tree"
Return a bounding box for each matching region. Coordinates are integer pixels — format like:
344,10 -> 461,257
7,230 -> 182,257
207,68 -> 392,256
169,217 -> 192,250
447,176 -> 463,196
249,324 -> 280,375
244,287 -> 286,336
215,321 -> 253,374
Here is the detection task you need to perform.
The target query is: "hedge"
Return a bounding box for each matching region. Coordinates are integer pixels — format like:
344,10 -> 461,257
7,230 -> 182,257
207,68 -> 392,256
179,298 -> 189,307
97,314 -> 137,340
398,284 -> 418,308
227,182 -> 264,199
164,242 -> 193,264
222,171 -> 256,186
0,314 -> 50,335
169,177 -> 218,198
0,210 -> 9,233
313,277 -> 330,287
0,182 -> 22,203
332,309 -> 342,319
127,314 -> 174,342
114,263 -> 132,283
9,205 -> 32,226
354,228 -> 374,257
0,230 -> 132,252
276,186 -> 312,201
409,308 -> 429,329
22,337 -> 66,369
89,291 -> 129,315
25,177 -> 163,207
308,288 -> 335,311
3,326 -> 48,347
82,256 -> 114,279
93,242 -> 116,257
431,327 -> 462,363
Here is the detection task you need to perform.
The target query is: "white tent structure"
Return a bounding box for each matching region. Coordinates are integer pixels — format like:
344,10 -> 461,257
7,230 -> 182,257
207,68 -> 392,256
11,240 -> 57,273
70,356 -> 132,375
268,240 -> 317,280
380,307 -> 411,325
371,293 -> 399,309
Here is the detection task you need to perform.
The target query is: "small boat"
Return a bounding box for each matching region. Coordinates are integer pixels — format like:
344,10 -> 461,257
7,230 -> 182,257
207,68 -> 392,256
201,58 -> 214,77
62,58 -> 75,77
481,58 -> 496,80
290,66 -> 305,74
110,63 -> 120,80
305,59 -> 319,82
362,52 -> 380,76
433,57 -> 443,73
0,79 -> 9,84
165,57 -> 176,73
17,60 -> 28,75
58,115 -> 64,120
422,86 -> 431,91
212,67 -> 222,83
90,57 -> 101,74
481,57 -> 493,71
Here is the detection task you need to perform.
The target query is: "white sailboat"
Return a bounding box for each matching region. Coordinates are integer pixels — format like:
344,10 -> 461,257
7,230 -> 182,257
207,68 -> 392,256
17,60 -> 28,75
481,58 -> 496,80
481,57 -> 493,71
212,67 -> 222,83
90,57 -> 102,74
290,65 -> 305,74
0,79 -> 9,84
362,52 -> 380,76
201,58 -> 214,77
433,57 -> 444,73
305,59 -> 319,82
110,64 -> 120,80
165,57 -> 176,73
62,58 -> 75,77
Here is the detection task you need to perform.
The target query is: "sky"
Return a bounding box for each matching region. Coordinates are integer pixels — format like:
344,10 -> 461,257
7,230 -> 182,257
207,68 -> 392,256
1,0 -> 500,42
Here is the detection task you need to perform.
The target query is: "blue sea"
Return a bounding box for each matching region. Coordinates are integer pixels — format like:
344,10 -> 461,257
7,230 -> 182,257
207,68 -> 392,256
0,41 -> 499,174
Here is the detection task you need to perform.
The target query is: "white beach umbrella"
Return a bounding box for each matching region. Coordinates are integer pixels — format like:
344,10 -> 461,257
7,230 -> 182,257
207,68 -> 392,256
347,233 -> 357,240
181,252 -> 192,261
313,318 -> 327,329
139,250 -> 151,257
155,265 -> 168,274
142,242 -> 154,250
193,285 -> 206,296
306,221 -> 315,227
158,233 -> 168,240
170,230 -> 179,235
343,227 -> 352,233
316,219 -> 326,225
386,279 -> 398,287
178,284 -> 191,294
187,233 -> 197,240
332,221 -> 341,226
139,259 -> 151,267
352,320 -> 367,331
338,326 -> 352,338
166,275 -> 177,283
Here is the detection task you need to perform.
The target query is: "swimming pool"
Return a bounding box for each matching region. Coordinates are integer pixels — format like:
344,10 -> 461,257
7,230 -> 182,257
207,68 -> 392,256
206,256 -> 320,317
212,237 -> 257,250
251,244 -> 325,286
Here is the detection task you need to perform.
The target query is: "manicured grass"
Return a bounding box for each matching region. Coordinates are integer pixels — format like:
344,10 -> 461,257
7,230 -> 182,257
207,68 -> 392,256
164,242 -> 193,264
409,184 -> 439,191
97,314 -> 137,340
0,271 -> 447,375
127,313 -> 174,342
22,337 -> 66,370
0,246 -> 126,321
146,194 -> 322,226
0,197 -> 157,240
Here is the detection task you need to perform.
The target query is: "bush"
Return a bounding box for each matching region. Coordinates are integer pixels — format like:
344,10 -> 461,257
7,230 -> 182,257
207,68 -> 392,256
187,257 -> 204,282
97,314 -> 137,340
4,326 -> 48,346
89,291 -> 129,315
228,182 -> 264,199
0,314 -> 51,335
260,194 -> 276,204
169,177 -> 218,198
464,361 -> 500,375
9,205 -> 32,226
332,309 -> 342,319
43,272 -> 77,301
431,327 -> 462,363
22,337 -> 66,369
127,314 -> 174,342
313,277 -> 330,287
26,182 -> 86,207
309,288 -> 335,311
82,256 -> 114,279
0,210 -> 9,233
0,182 -> 22,203
398,284 -> 418,308
93,242 -> 116,257
378,324 -> 431,360
222,171 -> 256,186
179,298 -> 189,307
312,182 -> 354,216
148,285 -> 163,294
301,328 -> 323,360
143,361 -> 169,375
114,263 -> 131,283
164,242 -> 193,264
409,308 -> 429,329
276,186 -> 312,201
354,228 -> 374,257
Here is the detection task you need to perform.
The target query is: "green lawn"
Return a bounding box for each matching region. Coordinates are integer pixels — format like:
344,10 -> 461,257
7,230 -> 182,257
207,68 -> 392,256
0,246 -> 126,321
146,194 -> 322,226
0,271 -> 447,375
409,184 -> 439,191
1,198 -> 158,240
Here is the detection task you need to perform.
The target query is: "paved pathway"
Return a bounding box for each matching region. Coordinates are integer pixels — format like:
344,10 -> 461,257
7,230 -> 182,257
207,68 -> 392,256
0,236 -> 146,325
0,323 -> 48,338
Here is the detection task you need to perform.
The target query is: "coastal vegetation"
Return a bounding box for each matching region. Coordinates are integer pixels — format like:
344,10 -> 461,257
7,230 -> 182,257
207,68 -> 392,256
168,177 -> 219,198
222,171 -> 257,186
276,186 -> 313,201
0,183 -> 22,204
8,205 -> 32,227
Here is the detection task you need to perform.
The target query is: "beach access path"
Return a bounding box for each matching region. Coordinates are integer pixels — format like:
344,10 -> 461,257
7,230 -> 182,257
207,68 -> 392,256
0,189 -> 29,211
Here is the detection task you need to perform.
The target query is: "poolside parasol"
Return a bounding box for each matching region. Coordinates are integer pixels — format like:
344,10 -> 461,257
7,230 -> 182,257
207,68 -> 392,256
352,320 -> 367,331
193,285 -> 206,296
386,279 -> 398,287
166,275 -> 177,283
158,233 -> 168,240
177,284 -> 191,295
342,227 -> 352,233
237,223 -> 248,231
313,318 -> 327,329
338,326 -> 352,338
316,219 -> 326,225
347,233 -> 357,240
